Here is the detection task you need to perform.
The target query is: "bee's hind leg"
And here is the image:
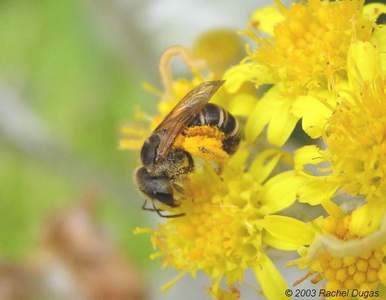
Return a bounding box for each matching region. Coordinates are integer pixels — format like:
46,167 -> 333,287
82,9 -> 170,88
142,199 -> 160,212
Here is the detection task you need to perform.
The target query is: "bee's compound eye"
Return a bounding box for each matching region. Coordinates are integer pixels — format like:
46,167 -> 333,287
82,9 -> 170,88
136,167 -> 176,207
141,134 -> 161,166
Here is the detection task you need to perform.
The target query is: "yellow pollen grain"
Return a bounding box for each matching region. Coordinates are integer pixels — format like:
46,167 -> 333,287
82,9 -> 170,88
379,266 -> 386,285
343,256 -> 356,266
356,259 -> 369,272
329,258 -> 343,269
374,250 -> 383,260
369,258 -> 381,269
353,272 -> 366,285
336,268 -> 348,282
343,278 -> 356,289
367,269 -> 378,282
320,256 -> 330,269
348,265 -> 357,276
325,269 -> 336,280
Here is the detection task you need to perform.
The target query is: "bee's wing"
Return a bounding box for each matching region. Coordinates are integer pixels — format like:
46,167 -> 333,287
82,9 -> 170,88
155,80 -> 224,161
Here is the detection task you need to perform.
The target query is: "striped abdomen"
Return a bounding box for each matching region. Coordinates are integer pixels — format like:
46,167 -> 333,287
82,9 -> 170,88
188,103 -> 240,154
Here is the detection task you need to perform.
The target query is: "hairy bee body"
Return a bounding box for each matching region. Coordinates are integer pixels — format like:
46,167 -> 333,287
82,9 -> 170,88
188,103 -> 240,154
135,81 -> 240,217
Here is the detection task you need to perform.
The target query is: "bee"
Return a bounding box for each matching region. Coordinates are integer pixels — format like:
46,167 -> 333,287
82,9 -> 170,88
135,80 -> 240,217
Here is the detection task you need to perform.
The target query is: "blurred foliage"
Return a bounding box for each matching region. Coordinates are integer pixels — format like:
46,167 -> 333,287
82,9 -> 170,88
0,146 -> 74,259
0,0 -> 153,266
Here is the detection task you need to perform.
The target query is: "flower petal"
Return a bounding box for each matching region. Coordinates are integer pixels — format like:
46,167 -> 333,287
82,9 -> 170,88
267,98 -> 299,146
250,5 -> 285,35
250,149 -> 283,184
263,231 -> 302,251
261,171 -> 301,214
292,94 -> 333,139
371,26 -> 386,74
294,145 -> 325,171
350,201 -> 386,237
223,146 -> 250,176
297,176 -> 338,206
253,253 -> 288,300
227,93 -> 258,116
119,126 -> 149,150
223,63 -> 274,93
119,139 -> 145,150
348,41 -> 381,87
245,85 -> 283,143
263,215 -> 315,248
363,3 -> 386,23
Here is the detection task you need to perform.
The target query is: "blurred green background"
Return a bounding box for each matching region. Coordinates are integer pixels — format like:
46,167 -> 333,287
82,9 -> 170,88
0,0 -> 151,264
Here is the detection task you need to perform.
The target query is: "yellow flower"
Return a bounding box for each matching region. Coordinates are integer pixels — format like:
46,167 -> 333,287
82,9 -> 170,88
192,29 -> 245,77
120,46 -> 258,151
277,42 -> 386,230
288,206 -> 386,298
251,0 -> 372,91
134,147 -> 311,300
325,80 -> 386,201
224,0 -> 385,146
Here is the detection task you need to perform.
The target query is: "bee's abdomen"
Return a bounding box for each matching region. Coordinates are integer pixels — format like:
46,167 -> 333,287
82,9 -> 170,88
189,103 -> 240,154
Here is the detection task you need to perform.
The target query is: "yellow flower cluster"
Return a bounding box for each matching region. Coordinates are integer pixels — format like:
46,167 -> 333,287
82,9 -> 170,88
251,0 -> 372,91
224,0 -> 385,146
137,149 -> 296,299
122,1 -> 386,299
289,205 -> 386,299
325,77 -> 386,202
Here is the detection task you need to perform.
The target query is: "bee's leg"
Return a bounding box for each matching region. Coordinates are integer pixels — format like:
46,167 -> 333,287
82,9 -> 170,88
173,150 -> 194,177
186,152 -> 194,172
150,200 -> 185,218
142,199 -> 162,212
